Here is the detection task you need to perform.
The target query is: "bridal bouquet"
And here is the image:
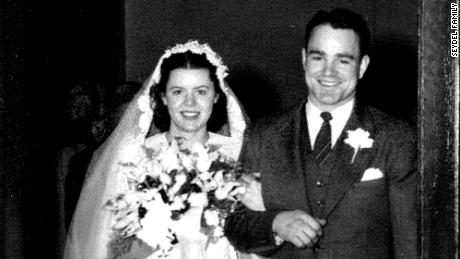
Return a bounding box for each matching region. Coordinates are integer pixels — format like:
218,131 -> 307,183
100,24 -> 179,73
104,140 -> 246,257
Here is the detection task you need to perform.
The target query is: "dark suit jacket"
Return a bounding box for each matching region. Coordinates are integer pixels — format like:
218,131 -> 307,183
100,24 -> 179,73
225,100 -> 418,259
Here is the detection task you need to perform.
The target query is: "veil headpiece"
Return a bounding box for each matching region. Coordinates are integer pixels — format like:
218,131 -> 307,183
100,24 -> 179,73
150,40 -> 228,86
135,40 -> 244,145
64,40 -> 247,259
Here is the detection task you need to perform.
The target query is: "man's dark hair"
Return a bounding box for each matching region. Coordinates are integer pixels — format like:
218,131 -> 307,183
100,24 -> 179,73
304,8 -> 370,57
150,50 -> 228,132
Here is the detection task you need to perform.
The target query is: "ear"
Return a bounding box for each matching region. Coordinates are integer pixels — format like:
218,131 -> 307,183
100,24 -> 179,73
301,48 -> 308,70
358,54 -> 370,79
161,93 -> 168,106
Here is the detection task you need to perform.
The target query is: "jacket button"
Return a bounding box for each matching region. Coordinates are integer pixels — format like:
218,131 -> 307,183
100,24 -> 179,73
316,181 -> 322,187
316,200 -> 323,206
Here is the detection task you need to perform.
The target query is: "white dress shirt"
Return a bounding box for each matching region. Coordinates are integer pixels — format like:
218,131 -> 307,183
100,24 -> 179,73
306,98 -> 354,149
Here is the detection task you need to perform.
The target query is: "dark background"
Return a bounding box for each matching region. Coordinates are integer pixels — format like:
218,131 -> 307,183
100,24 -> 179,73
1,0 -> 454,259
124,0 -> 418,122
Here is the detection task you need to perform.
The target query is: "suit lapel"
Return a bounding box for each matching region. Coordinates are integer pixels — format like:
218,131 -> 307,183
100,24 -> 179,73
323,103 -> 376,217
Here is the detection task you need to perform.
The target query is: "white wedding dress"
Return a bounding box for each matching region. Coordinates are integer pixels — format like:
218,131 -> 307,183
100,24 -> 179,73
64,41 -> 254,259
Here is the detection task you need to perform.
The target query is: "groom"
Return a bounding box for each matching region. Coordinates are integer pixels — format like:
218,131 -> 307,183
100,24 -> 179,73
225,8 -> 418,259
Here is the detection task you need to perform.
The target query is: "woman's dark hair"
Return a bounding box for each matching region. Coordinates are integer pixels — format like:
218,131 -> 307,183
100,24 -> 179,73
150,51 -> 228,132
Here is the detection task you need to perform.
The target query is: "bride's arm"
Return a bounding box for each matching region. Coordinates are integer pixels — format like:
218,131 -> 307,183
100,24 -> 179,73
238,174 -> 265,212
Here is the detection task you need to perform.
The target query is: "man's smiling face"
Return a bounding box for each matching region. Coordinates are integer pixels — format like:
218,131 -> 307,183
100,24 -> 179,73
302,24 -> 369,111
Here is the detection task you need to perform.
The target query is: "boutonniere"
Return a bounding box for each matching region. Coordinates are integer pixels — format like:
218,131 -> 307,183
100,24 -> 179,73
344,128 -> 374,163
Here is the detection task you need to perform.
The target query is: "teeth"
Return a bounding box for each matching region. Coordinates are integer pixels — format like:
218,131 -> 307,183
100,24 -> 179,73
319,80 -> 339,87
181,112 -> 199,117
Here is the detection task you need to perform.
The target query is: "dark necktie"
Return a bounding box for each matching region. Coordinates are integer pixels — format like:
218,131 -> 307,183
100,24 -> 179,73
314,112 -> 333,163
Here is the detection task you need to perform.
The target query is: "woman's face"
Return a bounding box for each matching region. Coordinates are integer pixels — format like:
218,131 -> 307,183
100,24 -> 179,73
162,68 -> 218,135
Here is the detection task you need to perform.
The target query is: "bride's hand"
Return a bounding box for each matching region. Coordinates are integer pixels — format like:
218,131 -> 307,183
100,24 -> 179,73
237,174 -> 266,212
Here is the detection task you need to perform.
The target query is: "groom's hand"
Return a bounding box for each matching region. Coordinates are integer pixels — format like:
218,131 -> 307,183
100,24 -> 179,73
272,210 -> 326,248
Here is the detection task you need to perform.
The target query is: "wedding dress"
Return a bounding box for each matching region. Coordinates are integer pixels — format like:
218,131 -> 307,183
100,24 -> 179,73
64,41 -> 249,259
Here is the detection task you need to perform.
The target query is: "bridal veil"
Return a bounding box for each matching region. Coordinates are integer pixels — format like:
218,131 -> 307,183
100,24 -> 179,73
64,41 -> 247,259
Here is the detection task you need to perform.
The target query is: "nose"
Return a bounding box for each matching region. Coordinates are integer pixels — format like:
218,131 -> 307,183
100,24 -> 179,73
185,92 -> 197,106
322,60 -> 337,76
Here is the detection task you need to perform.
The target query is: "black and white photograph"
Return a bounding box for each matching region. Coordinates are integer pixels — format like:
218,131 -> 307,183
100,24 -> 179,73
1,1 -> 457,258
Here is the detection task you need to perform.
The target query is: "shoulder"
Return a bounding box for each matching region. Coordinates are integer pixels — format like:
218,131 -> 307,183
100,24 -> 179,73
361,105 -> 416,143
208,132 -> 241,160
209,132 -> 232,143
248,103 -> 304,137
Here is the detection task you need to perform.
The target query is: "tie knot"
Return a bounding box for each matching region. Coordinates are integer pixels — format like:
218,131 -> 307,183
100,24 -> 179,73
320,112 -> 332,122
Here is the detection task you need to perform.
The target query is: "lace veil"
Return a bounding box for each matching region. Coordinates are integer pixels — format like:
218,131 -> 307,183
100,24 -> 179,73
64,41 -> 248,259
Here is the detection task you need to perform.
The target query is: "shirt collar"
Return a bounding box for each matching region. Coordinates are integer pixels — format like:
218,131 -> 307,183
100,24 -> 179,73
306,98 -> 355,148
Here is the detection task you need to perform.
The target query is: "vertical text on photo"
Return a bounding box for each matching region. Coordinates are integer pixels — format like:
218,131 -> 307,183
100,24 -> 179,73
452,2 -> 458,57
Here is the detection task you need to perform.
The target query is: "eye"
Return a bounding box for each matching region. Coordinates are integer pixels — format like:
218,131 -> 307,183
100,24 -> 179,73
310,55 -> 322,61
171,89 -> 182,95
339,59 -> 351,64
197,88 -> 208,95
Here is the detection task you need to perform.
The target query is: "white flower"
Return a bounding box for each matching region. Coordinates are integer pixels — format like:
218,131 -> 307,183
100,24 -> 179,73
105,192 -> 139,212
119,142 -> 144,163
213,170 -> 239,200
137,194 -> 175,251
178,151 -> 194,171
215,182 -> 240,200
175,172 -> 187,185
149,160 -> 163,178
157,142 -> 181,172
344,128 -> 374,163
112,209 -> 140,232
188,192 -> 208,207
169,172 -> 187,196
137,188 -> 158,202
106,131 -> 248,256
204,209 -> 220,227
159,171 -> 172,185
105,191 -> 144,237
191,144 -> 213,172
124,157 -> 151,184
212,226 -> 224,238
169,194 -> 187,211
207,149 -> 220,162
197,171 -> 218,192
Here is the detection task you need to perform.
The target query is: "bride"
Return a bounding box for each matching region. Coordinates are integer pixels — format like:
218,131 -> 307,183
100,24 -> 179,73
64,41 -> 260,259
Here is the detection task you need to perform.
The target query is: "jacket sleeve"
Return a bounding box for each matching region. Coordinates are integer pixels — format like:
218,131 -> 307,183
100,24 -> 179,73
224,207 -> 283,256
224,124 -> 282,256
386,125 -> 419,258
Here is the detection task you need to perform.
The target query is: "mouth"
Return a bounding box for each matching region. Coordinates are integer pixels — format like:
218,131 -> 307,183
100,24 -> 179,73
318,79 -> 340,87
180,111 -> 200,120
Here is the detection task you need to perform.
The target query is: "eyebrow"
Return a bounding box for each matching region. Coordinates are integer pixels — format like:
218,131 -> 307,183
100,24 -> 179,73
308,50 -> 356,60
336,53 -> 356,60
168,85 -> 211,90
194,85 -> 211,89
307,49 -> 324,56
